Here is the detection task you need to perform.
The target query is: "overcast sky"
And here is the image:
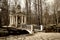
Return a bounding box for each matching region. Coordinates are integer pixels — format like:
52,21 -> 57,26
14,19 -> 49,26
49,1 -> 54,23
8,0 -> 55,15
8,0 -> 54,9
8,0 -> 25,9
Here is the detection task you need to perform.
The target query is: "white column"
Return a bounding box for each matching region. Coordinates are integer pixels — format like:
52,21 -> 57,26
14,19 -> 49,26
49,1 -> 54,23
11,16 -> 12,24
13,16 -> 15,24
9,15 -> 13,26
24,16 -> 26,24
10,16 -> 11,24
12,16 -> 13,24
13,16 -> 14,24
16,15 -> 17,27
21,16 -> 23,24
11,15 -> 12,25
10,15 -> 11,25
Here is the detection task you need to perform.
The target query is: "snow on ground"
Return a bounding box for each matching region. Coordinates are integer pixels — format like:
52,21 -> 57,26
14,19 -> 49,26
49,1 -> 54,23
0,32 -> 60,40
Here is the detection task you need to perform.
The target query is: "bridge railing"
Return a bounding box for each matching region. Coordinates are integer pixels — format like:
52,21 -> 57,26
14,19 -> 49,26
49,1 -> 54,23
20,24 -> 43,33
33,25 -> 43,31
21,25 -> 33,30
21,24 -> 34,34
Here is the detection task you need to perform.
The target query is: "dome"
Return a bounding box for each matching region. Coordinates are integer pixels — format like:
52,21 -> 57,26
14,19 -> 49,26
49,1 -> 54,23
17,5 -> 21,10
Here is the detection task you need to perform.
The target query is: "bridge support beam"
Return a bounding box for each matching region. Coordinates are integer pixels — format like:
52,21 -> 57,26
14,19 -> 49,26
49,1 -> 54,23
26,25 -> 34,34
30,25 -> 34,34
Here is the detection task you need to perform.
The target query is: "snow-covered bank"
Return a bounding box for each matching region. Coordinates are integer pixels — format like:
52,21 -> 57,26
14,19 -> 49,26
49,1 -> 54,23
0,32 -> 60,40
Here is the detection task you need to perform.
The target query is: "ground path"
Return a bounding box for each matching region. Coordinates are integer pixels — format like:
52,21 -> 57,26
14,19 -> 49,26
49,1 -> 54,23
0,32 -> 60,40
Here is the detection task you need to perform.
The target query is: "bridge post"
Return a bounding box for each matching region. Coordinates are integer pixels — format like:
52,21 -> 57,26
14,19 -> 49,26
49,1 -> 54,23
40,25 -> 43,31
30,25 -> 34,34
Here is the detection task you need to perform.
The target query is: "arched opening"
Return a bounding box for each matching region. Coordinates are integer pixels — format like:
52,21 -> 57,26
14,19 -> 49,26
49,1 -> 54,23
21,30 -> 29,34
8,29 -> 29,35
0,29 -> 30,37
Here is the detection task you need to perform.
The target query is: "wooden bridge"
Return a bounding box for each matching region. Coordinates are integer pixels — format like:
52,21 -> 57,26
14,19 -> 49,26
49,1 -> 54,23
17,25 -> 34,34
2,24 -> 42,34
17,24 -> 43,34
3,24 -> 43,34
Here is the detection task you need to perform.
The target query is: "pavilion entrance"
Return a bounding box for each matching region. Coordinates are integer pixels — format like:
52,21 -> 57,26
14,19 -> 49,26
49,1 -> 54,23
17,16 -> 21,27
9,14 -> 26,28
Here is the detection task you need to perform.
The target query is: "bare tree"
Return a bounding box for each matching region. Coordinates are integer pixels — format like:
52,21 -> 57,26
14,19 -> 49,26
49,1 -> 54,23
35,0 -> 38,24
1,0 -> 9,26
40,0 -> 43,25
37,0 -> 40,25
44,7 -> 49,25
28,0 -> 31,24
26,0 -> 29,24
53,3 -> 56,24
53,0 -> 60,25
